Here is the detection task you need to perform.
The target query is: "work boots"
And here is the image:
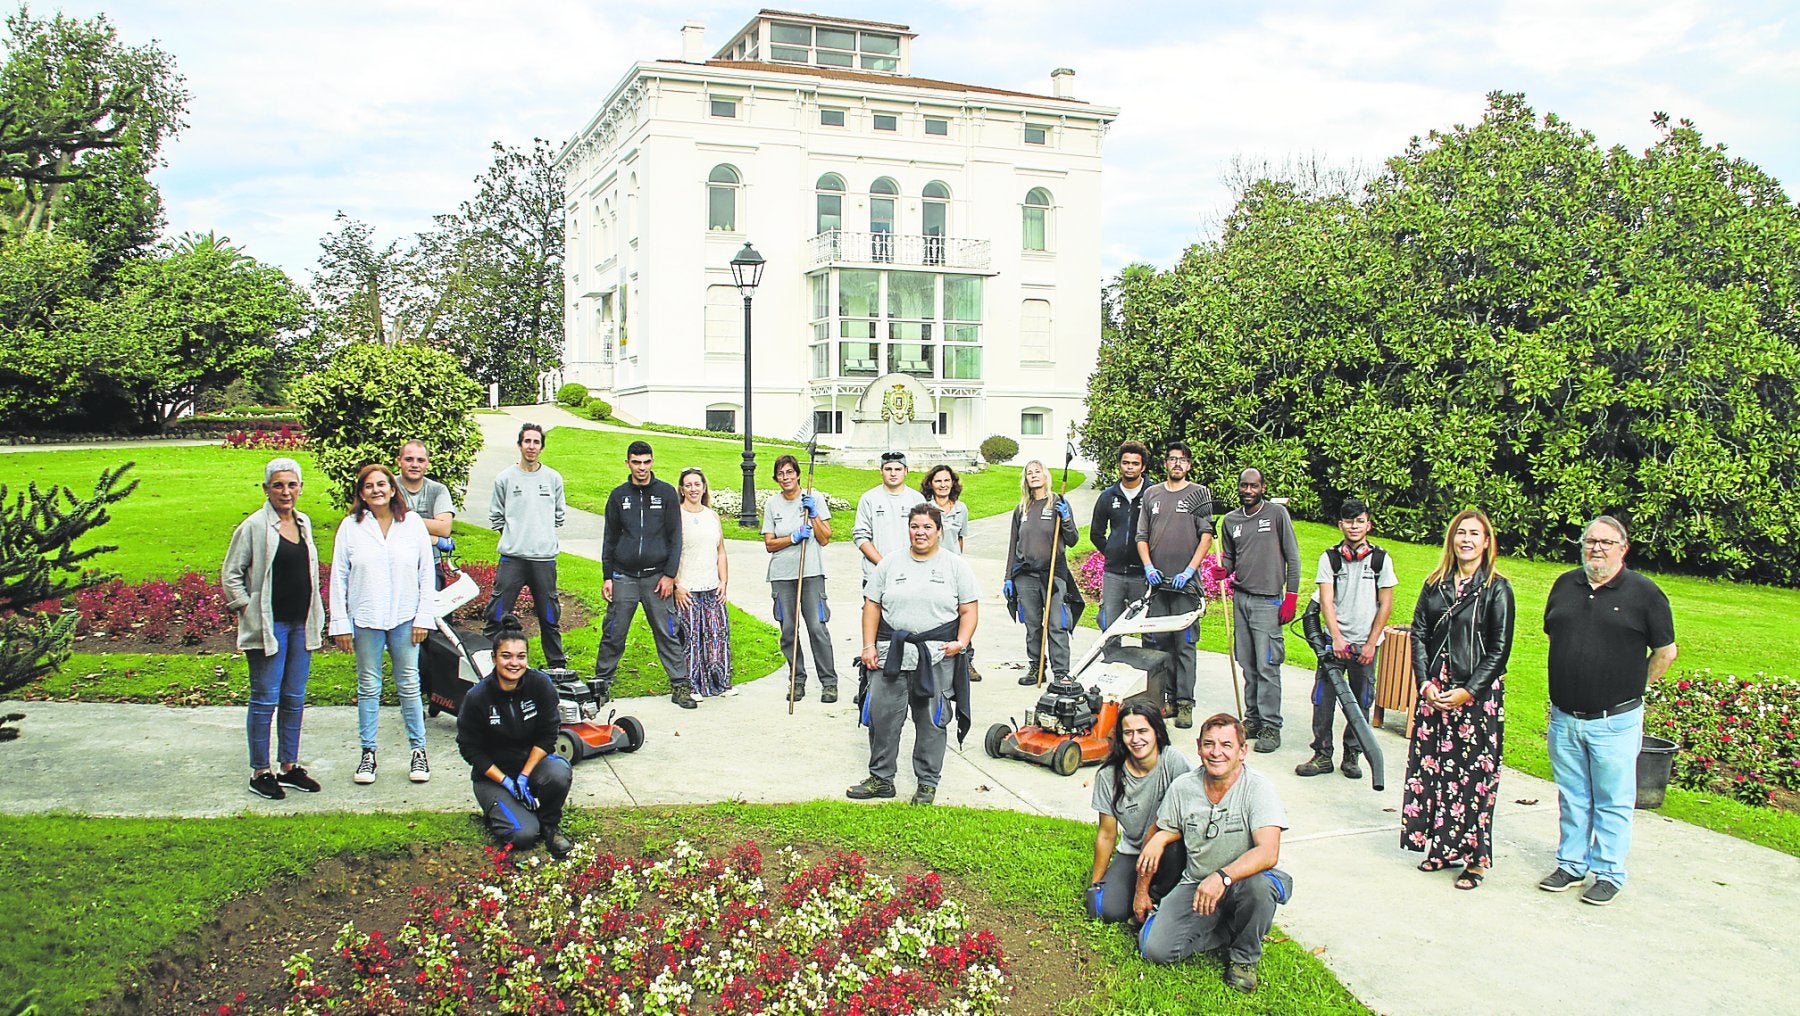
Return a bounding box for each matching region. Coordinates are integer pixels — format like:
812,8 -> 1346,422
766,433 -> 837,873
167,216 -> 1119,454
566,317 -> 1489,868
1340,750 -> 1364,780
1294,751 -> 1334,777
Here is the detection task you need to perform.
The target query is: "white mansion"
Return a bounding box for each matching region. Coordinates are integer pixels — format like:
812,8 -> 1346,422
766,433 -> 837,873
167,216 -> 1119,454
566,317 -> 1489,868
555,10 -> 1118,463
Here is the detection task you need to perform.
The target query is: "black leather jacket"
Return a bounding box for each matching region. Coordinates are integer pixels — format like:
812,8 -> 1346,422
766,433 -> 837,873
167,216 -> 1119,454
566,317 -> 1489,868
1409,572 -> 1514,697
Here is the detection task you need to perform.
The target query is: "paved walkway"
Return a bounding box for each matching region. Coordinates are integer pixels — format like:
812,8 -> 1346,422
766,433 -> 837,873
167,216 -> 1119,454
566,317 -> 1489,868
4,408 -> 1798,1016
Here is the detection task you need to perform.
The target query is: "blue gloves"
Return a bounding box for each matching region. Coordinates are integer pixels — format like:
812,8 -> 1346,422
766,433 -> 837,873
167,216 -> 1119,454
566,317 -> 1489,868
1002,579 -> 1015,598
434,536 -> 455,553
1171,567 -> 1197,590
800,493 -> 819,517
1055,498 -> 1072,521
501,774 -> 536,808
1084,885 -> 1105,919
792,524 -> 813,544
1144,566 -> 1163,587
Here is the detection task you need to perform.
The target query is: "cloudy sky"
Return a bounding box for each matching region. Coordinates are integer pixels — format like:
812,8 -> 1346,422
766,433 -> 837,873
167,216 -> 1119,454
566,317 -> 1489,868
47,0 -> 1800,282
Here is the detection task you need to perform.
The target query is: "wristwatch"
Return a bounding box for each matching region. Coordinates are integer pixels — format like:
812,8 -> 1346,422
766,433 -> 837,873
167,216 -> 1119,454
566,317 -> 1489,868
1214,868 -> 1233,888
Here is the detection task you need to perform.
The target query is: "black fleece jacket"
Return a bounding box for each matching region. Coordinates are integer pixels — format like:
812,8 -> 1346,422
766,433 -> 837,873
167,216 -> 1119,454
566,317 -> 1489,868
456,669 -> 560,778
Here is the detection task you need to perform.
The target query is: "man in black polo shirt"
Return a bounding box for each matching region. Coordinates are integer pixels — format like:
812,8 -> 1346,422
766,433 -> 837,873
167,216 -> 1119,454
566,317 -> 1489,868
1539,515 -> 1677,906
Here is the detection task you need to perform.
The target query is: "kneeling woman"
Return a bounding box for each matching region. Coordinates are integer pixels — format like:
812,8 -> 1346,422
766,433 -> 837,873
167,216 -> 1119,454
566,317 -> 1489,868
1087,702 -> 1192,923
456,616 -> 575,859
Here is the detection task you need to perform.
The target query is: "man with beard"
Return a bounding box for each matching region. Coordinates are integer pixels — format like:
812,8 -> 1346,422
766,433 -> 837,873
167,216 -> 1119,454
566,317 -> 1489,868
1538,515 -> 1677,906
1091,441 -> 1151,630
1218,468 -> 1300,753
1134,441 -> 1215,729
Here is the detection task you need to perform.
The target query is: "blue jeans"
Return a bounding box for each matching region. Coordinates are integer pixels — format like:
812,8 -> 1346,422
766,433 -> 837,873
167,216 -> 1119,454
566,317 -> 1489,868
247,619 -> 312,771
1548,704 -> 1643,886
354,622 -> 425,752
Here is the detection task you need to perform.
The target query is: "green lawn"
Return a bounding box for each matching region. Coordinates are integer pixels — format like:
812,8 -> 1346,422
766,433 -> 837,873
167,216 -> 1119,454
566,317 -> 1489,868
1,446 -> 785,702
539,428 -> 1073,539
0,803 -> 1367,1016
1075,519 -> 1800,857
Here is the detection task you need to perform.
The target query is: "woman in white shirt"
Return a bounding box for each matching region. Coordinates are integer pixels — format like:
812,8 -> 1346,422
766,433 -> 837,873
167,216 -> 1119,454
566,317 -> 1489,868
330,463 -> 437,786
673,467 -> 732,696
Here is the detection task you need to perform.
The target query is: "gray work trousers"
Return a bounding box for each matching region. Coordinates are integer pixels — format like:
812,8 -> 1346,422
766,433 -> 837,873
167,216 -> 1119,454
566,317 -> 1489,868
1015,573 -> 1073,682
1310,653 -> 1376,756
772,576 -> 838,690
485,556 -> 564,668
864,657 -> 951,788
1099,571 -> 1149,631
1233,594 -> 1286,731
470,756 -> 573,850
592,573 -> 690,694
1140,869 -> 1291,965
1147,587 -> 1203,704
1092,839 -> 1186,924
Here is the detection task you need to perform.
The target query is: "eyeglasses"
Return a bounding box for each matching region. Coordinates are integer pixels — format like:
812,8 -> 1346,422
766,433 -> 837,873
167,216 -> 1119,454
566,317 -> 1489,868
1166,455 -> 1189,464
1204,810 -> 1226,840
1583,538 -> 1623,549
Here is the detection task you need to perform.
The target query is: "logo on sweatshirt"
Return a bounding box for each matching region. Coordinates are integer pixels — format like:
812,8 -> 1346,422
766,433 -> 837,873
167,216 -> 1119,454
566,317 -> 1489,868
488,706 -> 502,726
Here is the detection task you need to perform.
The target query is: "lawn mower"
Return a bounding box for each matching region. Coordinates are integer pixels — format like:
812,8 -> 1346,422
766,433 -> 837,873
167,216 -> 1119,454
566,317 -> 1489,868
418,544 -> 645,766
985,591 -> 1202,776
1295,596 -> 1386,791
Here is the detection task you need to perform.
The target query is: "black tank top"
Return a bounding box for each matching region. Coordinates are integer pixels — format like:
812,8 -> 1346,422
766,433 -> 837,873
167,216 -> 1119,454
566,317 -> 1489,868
270,532 -> 309,623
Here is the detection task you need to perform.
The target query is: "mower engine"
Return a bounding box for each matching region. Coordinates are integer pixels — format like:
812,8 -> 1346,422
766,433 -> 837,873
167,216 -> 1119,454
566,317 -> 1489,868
545,668 -> 605,724
1025,677 -> 1103,736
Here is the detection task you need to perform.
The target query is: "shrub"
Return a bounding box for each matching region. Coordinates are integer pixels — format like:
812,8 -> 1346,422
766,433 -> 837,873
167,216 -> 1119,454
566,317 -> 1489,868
1646,669 -> 1800,807
555,382 -> 589,408
291,344 -> 483,504
581,398 -> 612,421
980,435 -> 1019,464
1076,550 -> 1105,599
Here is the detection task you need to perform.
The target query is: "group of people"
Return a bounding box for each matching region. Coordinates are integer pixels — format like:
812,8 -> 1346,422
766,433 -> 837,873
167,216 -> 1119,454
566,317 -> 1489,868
226,428 -> 1681,992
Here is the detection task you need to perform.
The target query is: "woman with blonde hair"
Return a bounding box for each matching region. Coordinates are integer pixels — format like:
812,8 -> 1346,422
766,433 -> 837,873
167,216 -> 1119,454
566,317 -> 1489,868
1401,509 -> 1515,890
1003,460 -> 1080,685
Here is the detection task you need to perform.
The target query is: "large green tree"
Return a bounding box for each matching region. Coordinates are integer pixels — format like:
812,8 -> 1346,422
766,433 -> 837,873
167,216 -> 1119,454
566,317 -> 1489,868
1085,92 -> 1800,582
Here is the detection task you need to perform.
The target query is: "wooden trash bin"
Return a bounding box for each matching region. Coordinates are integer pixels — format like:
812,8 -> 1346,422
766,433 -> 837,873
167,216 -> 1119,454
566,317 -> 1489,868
1372,624 -> 1418,737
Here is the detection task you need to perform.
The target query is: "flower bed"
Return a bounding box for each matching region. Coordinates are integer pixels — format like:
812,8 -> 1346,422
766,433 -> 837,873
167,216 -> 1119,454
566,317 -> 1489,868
1646,669 -> 1800,807
67,572 -> 235,644
277,839 -> 1007,1015
710,488 -> 853,521
220,424 -> 306,450
1074,550 -> 1232,602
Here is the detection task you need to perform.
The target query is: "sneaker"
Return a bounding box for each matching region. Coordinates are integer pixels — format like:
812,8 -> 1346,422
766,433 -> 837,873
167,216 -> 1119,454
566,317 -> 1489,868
354,749 -> 377,784
846,776 -> 896,800
1254,729 -> 1281,753
673,689 -> 698,710
1174,703 -> 1195,729
249,771 -> 286,800
409,748 -> 431,783
910,784 -> 937,806
1294,751 -> 1334,777
1538,868 -> 1583,893
1223,961 -> 1259,994
821,686 -> 839,704
1580,879 -> 1621,906
543,824 -> 574,860
1340,752 -> 1363,781
277,766 -> 322,793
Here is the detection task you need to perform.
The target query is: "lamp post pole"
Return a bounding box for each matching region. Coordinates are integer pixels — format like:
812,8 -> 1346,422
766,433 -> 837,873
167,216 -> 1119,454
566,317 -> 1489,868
730,242 -> 766,528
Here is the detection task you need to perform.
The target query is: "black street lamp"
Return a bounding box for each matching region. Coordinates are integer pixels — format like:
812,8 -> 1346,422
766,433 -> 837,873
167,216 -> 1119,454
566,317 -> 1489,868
729,242 -> 766,528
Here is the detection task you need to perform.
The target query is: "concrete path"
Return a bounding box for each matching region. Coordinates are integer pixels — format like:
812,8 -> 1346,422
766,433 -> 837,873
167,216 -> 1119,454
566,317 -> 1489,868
5,407 -> 1798,1016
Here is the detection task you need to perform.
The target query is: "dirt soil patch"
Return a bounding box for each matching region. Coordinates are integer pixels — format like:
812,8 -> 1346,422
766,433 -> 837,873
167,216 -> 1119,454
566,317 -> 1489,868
114,828 -> 1097,1015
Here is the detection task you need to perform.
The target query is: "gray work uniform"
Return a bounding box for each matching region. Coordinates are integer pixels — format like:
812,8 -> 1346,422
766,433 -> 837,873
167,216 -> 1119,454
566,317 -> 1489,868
1310,547 -> 1398,755
863,551 -> 980,788
763,491 -> 837,691
1090,750 -> 1193,923
1220,502 -> 1301,732
852,485 -> 925,584
1135,482 -> 1215,705
485,464 -> 566,668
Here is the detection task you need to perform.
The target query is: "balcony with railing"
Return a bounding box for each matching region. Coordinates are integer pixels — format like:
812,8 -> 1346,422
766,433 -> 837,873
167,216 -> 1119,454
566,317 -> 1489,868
807,230 -> 991,271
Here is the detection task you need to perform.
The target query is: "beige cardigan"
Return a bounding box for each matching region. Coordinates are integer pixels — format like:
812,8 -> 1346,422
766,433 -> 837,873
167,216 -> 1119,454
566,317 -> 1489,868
221,502 -> 325,654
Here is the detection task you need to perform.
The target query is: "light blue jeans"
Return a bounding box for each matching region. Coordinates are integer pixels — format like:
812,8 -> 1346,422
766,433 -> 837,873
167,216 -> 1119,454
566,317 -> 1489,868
354,622 -> 425,752
1548,704 -> 1643,886
246,619 -> 311,771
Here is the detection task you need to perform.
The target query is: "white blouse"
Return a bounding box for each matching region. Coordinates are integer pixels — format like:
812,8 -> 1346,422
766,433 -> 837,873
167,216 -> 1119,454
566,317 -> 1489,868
676,507 -> 724,592
328,510 -> 436,635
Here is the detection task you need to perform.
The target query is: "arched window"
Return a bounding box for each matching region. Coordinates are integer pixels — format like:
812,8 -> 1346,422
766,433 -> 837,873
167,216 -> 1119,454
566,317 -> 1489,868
815,173 -> 845,235
708,165 -> 741,232
870,177 -> 898,261
1023,187 -> 1052,251
922,181 -> 950,265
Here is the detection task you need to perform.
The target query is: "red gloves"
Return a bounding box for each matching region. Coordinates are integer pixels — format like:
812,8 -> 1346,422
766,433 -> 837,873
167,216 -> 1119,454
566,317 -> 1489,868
1279,591 -> 1298,623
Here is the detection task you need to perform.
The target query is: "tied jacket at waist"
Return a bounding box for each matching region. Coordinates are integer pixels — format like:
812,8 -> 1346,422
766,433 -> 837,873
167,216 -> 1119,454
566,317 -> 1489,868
1409,571 -> 1515,696
860,617 -> 973,747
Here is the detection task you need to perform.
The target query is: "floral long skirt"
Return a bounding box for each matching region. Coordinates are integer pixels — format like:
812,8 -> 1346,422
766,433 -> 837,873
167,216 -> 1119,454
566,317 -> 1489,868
677,589 -> 733,697
1401,676 -> 1505,868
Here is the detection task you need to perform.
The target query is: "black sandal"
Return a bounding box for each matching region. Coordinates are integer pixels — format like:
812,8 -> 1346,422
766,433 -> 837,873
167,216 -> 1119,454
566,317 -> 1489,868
1417,857 -> 1448,873
1455,868 -> 1485,890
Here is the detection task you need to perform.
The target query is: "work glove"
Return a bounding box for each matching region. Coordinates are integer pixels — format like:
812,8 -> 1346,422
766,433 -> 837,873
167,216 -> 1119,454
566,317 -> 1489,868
1144,566 -> 1163,588
1279,591 -> 1299,624
1084,885 -> 1105,919
518,779 -> 539,811
792,524 -> 813,544
1002,579 -> 1015,598
500,774 -> 532,806
800,493 -> 819,517
1171,567 -> 1197,591
434,536 -> 455,554
1055,499 -> 1072,521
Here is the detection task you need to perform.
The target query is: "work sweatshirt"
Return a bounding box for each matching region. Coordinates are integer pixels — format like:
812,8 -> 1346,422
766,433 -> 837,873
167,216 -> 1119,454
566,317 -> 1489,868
601,476 -> 682,578
1090,480 -> 1147,575
489,464 -> 565,560
1219,502 -> 1301,597
456,669 -> 560,779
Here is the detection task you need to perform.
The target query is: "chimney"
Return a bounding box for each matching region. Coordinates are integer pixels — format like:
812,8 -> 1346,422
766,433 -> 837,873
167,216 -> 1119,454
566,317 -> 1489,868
681,21 -> 706,63
1051,67 -> 1076,99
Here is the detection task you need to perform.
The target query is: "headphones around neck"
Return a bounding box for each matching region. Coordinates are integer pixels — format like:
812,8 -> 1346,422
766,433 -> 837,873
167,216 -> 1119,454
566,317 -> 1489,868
1339,542 -> 1374,562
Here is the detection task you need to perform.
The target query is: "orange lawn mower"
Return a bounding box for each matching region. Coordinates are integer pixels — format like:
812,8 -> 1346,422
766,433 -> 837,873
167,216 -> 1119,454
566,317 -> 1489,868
420,541 -> 645,766
985,588 -> 1205,775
